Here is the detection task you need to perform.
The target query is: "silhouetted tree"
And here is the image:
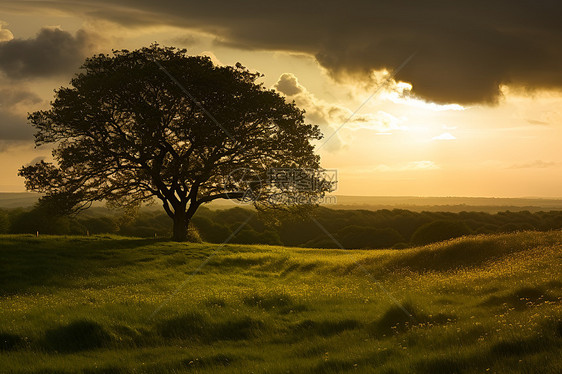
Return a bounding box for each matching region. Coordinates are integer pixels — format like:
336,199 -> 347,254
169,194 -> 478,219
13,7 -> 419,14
19,45 -> 327,241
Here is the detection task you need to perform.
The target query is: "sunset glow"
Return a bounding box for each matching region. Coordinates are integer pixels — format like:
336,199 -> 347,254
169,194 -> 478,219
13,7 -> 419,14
0,3 -> 561,198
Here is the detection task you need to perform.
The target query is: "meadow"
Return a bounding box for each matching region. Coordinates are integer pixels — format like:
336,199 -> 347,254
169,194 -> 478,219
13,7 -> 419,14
0,231 -> 560,373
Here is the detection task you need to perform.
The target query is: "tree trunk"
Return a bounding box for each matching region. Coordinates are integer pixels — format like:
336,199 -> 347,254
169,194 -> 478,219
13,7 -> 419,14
172,212 -> 189,242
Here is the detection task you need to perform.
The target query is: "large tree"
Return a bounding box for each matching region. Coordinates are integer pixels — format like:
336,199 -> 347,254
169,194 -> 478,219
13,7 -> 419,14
19,45 -> 330,241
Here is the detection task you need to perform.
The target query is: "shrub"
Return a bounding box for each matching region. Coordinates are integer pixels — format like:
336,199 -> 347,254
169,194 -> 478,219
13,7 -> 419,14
411,220 -> 471,245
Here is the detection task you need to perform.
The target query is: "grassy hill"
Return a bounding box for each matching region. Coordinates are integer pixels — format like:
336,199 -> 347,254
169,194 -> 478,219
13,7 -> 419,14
0,232 -> 560,373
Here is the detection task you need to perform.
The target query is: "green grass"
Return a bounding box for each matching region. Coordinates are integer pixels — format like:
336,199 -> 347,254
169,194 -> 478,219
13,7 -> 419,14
0,231 -> 560,373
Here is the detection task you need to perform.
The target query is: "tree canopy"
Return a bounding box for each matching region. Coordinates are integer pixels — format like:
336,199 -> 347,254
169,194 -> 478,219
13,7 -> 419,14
19,45 -> 330,241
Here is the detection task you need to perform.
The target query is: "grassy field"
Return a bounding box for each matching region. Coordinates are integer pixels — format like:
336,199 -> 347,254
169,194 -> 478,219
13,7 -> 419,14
0,231 -> 561,373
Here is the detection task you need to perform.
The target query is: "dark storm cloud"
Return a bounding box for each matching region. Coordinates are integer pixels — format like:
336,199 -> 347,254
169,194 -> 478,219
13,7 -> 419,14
0,27 -> 96,79
0,111 -> 33,140
169,34 -> 200,47
85,0 -> 562,103
0,88 -> 41,140
0,87 -> 41,107
2,1 -> 561,103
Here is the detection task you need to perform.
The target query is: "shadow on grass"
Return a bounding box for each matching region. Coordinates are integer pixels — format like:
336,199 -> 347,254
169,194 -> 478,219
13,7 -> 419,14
414,355 -> 469,374
41,320 -> 111,353
311,349 -> 395,373
157,312 -> 263,342
0,236 -> 167,295
384,234 -> 542,273
370,302 -> 455,337
490,336 -> 547,356
386,238 -> 501,272
0,332 -> 24,351
280,261 -> 322,276
482,286 -> 558,309
204,296 -> 227,308
291,318 -> 361,337
182,353 -> 237,369
209,255 -> 290,273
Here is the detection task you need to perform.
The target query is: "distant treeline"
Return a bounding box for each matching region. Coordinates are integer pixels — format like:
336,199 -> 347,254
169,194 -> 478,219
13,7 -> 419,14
1,206 -> 561,249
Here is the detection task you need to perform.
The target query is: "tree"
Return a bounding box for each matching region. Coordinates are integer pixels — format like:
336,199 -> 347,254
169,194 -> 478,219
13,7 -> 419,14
19,45 -> 329,241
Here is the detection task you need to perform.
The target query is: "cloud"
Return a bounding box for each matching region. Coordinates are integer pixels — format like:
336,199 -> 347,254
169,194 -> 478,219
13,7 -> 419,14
24,156 -> 47,167
407,161 -> 440,170
274,73 -> 304,96
432,132 -> 456,140
346,111 -> 409,133
170,33 -> 200,47
0,87 -> 42,107
0,110 -> 33,140
355,160 -> 440,173
274,73 -> 409,150
0,86 -> 42,141
198,51 -> 222,66
0,27 -> 98,79
526,119 -> 549,126
5,1 -> 560,104
382,85 -> 466,111
0,22 -> 13,42
509,160 -> 561,169
274,73 -> 346,150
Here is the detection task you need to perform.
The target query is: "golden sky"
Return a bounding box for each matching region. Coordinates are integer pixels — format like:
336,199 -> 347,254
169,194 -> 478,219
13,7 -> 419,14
0,3 -> 561,197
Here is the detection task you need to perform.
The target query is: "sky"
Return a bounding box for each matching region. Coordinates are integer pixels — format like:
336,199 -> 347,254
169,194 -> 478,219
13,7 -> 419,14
0,1 -> 561,197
